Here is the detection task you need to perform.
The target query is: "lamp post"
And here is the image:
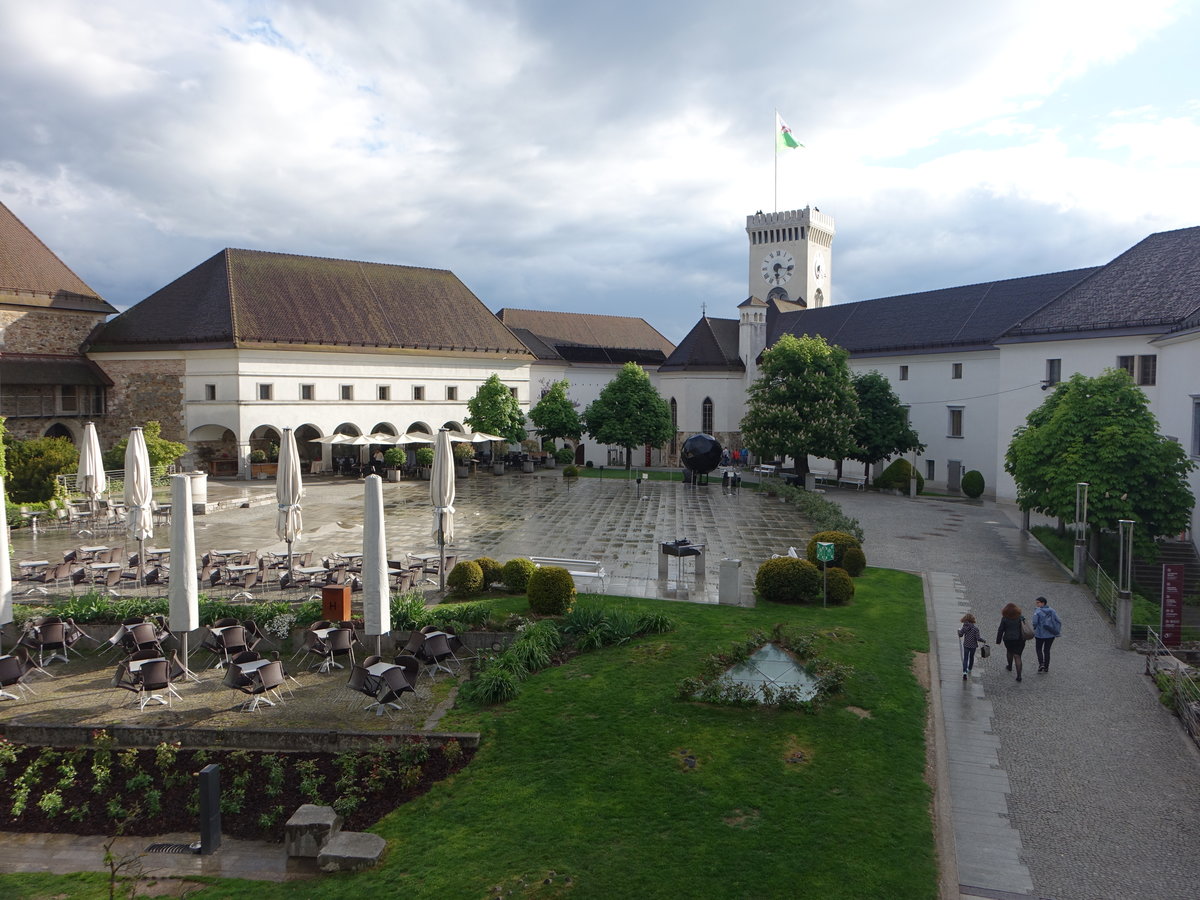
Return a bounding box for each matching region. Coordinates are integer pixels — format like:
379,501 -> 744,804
1073,482 -> 1089,581
1116,518 -> 1135,650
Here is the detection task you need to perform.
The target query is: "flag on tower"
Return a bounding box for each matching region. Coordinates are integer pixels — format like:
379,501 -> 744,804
776,113 -> 803,151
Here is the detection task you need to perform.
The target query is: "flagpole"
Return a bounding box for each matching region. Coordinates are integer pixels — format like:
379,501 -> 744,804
773,108 -> 778,212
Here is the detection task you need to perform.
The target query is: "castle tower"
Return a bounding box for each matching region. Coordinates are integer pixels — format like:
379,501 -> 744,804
745,207 -> 835,308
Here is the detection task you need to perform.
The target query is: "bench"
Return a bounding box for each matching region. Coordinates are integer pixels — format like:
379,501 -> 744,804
752,464 -> 776,477
811,470 -> 838,488
530,557 -> 608,592
838,473 -> 867,491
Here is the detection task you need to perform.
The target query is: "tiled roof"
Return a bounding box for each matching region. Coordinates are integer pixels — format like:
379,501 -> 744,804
771,268 -> 1099,355
1005,226 -> 1200,337
0,201 -> 114,313
88,249 -> 531,355
0,353 -> 112,386
497,308 -> 675,363
660,317 -> 744,372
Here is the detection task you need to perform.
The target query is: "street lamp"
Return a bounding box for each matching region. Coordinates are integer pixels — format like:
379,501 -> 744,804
1116,518 -> 1135,650
1073,482 -> 1089,580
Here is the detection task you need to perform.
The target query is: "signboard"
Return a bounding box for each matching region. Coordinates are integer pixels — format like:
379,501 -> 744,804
1161,563 -> 1185,646
816,542 -> 835,563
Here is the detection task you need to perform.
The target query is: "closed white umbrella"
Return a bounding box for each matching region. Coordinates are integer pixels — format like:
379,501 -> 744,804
124,426 -> 154,584
77,421 -> 107,516
275,427 -> 304,578
430,428 -> 456,591
0,477 -> 12,653
168,474 -> 199,676
361,474 -> 390,655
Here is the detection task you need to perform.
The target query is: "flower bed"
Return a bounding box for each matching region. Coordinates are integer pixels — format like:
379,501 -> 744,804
0,731 -> 473,840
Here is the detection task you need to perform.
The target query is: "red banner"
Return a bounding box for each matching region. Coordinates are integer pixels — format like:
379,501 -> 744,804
1161,564 -> 1185,646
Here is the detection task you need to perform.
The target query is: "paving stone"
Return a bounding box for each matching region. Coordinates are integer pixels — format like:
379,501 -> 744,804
317,831 -> 386,872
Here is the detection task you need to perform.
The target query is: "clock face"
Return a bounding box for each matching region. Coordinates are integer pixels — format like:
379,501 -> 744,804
813,251 -> 826,281
761,249 -> 795,286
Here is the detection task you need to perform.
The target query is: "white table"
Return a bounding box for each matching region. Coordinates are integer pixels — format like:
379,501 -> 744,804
127,656 -> 167,674
237,658 -> 273,674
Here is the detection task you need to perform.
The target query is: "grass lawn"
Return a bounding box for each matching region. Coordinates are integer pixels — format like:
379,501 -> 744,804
0,569 -> 936,899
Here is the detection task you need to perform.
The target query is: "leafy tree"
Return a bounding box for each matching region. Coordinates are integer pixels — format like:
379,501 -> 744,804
1005,369 -> 1195,556
528,379 -> 582,451
0,415 -> 8,483
4,435 -> 78,502
102,421 -> 188,471
581,362 -> 672,469
849,370 -> 924,477
740,333 -> 860,476
465,374 -> 527,448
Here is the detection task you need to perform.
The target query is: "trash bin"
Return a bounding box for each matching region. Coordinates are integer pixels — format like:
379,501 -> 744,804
719,558 -> 742,606
322,584 -> 351,622
187,471 -> 208,515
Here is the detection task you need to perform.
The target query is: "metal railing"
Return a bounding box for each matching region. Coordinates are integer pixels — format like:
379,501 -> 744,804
56,464 -> 178,494
1085,553 -> 1119,623
1144,626 -> 1200,751
0,394 -> 105,418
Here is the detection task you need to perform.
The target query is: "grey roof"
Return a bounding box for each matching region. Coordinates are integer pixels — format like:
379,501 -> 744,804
0,353 -> 112,386
497,308 -> 674,365
659,317 -> 744,372
1005,226 -> 1200,338
88,248 -> 532,356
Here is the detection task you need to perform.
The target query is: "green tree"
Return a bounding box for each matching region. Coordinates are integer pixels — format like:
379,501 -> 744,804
465,374 -> 527,447
0,415 -> 8,483
581,362 -> 672,469
528,379 -> 582,451
1004,369 -> 1195,556
102,421 -> 188,471
3,435 -> 78,502
740,333 -> 860,476
849,370 -> 924,478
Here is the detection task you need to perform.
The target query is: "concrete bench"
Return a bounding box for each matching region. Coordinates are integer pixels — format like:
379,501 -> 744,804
530,557 -> 607,593
838,473 -> 867,491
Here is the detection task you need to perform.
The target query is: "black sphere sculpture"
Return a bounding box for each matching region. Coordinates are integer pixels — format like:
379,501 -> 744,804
680,433 -> 723,474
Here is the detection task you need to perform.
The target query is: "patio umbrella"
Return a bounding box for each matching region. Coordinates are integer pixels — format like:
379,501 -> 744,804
395,432 -> 434,444
307,434 -> 353,444
124,426 -> 154,585
275,427 -> 304,579
77,421 -> 107,517
361,474 -> 390,655
430,428 -> 456,591
168,474 -> 199,676
0,478 -> 11,654
459,431 -> 506,443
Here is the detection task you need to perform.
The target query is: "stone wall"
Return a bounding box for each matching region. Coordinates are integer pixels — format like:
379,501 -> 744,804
0,307 -> 104,355
93,359 -> 187,447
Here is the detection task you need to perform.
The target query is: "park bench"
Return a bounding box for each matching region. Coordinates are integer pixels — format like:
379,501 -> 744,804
838,473 -> 867,491
530,557 -> 608,593
811,470 -> 838,488
752,464 -> 776,477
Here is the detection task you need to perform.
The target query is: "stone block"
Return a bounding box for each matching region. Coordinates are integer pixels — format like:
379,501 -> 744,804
284,804 -> 342,858
318,831 -> 387,872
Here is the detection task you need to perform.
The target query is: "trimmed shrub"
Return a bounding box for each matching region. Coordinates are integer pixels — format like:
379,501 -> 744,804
555,447 -> 575,464
415,446 -> 435,468
527,566 -> 577,616
754,557 -> 822,604
446,560 -> 484,596
562,465 -> 580,478
805,530 -> 862,568
874,458 -> 924,493
824,567 -> 855,604
842,547 -> 867,577
473,556 -> 504,588
502,557 -> 537,592
961,469 -> 985,498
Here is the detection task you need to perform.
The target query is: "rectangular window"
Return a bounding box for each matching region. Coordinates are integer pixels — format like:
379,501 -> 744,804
377,385 -> 390,401
1193,399 -> 1200,457
413,385 -> 425,401
948,406 -> 963,438
1137,354 -> 1157,386
257,383 -> 273,401
300,384 -> 315,401
951,363 -> 963,380
60,385 -> 78,413
204,384 -> 216,401
509,386 -> 519,399
1045,359 -> 1061,386
446,386 -> 458,401
1117,355 -> 1135,377
340,384 -> 353,401
926,459 -> 936,480
899,365 -> 908,381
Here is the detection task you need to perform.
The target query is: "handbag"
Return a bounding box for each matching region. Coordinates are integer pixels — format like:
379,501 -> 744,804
979,642 -> 990,659
1020,618 -> 1034,641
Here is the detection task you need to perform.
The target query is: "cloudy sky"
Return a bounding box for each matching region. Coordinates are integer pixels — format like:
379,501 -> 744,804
2,0 -> 1198,343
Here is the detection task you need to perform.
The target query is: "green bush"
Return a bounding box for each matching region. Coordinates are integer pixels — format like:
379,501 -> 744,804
754,557 -> 822,604
502,557 -> 537,592
770,481 -> 864,542
805,530 -> 862,568
961,469 -> 985,498
415,446 -> 435,468
824,567 -> 855,604
874,458 -> 924,493
473,556 -> 503,588
555,447 -> 575,464
562,465 -> 580,478
446,560 -> 484,596
527,566 -> 577,616
460,667 -> 520,705
842,547 -> 867,577
383,447 -> 406,467
454,442 -> 475,464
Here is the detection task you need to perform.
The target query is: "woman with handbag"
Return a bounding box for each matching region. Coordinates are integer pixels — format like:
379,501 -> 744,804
996,603 -> 1029,682
957,613 -> 984,680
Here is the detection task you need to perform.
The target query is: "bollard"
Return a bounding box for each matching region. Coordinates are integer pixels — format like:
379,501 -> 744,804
198,763 -> 222,855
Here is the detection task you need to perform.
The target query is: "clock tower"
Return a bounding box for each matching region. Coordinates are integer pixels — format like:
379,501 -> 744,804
745,207 -> 835,308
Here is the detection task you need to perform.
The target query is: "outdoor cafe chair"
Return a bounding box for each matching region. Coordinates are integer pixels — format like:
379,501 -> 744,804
127,622 -> 164,656
242,619 -> 276,651
374,664 -> 416,717
294,630 -> 328,668
345,664 -> 376,710
0,655 -> 35,701
33,622 -> 70,667
134,659 -> 177,711
234,660 -> 286,711
311,628 -> 354,673
391,654 -> 420,689
229,568 -> 258,603
11,645 -> 54,681
419,630 -> 456,677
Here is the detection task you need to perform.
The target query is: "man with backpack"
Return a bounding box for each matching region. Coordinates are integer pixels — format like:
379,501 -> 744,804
1032,596 -> 1063,673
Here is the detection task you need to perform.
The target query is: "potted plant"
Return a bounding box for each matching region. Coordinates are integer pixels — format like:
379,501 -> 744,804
543,442 -> 558,469
454,441 -> 474,477
415,446 -> 435,479
249,448 -> 278,479
555,446 -> 575,465
383,447 -> 406,481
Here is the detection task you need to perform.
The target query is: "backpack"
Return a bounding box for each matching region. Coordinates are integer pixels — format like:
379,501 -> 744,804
1044,609 -> 1062,637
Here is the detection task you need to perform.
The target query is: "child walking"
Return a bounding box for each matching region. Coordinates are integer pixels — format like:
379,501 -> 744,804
958,614 -> 983,680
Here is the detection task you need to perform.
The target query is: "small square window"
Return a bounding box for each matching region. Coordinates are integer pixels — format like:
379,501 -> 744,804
300,384 -> 315,401
204,384 -> 216,401
899,365 -> 908,381
340,385 -> 353,401
509,386 -> 519,399
1137,354 -> 1157,386
446,386 -> 457,401
377,385 -> 390,401
1045,359 -> 1061,386
951,363 -> 963,379
258,383 -> 273,401
948,407 -> 963,438
413,385 -> 425,401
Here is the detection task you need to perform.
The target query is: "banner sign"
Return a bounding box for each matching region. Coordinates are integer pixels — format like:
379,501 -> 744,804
1161,563 -> 1185,646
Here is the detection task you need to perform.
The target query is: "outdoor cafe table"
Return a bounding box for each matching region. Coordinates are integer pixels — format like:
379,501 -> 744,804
18,560 -> 50,574
211,549 -> 244,560
146,547 -> 171,559
127,656 -> 167,674
237,658 -> 273,675
78,546 -> 110,559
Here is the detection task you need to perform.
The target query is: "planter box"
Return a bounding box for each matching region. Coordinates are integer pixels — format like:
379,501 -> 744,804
455,465 -> 470,477
251,462 -> 278,478
493,463 -> 505,475
522,460 -> 535,473
387,469 -> 401,482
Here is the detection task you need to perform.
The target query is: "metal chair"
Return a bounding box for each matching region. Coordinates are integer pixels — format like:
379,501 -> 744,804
234,660 -> 286,711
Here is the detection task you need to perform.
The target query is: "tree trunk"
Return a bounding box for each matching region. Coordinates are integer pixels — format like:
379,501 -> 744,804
794,455 -> 810,476
624,446 -> 632,470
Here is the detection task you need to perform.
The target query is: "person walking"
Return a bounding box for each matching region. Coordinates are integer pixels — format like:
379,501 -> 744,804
958,613 -> 984,680
996,602 -> 1028,682
1031,596 -> 1062,673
